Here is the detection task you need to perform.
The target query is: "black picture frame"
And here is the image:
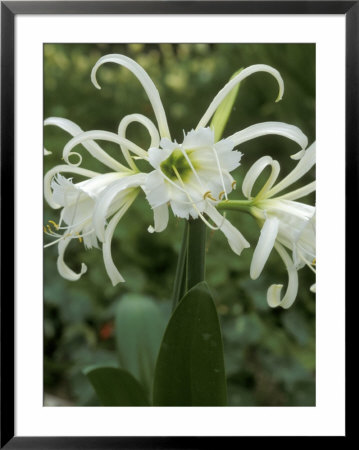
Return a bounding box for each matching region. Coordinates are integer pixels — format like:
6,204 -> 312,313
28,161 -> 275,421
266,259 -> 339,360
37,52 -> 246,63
1,1 -> 354,447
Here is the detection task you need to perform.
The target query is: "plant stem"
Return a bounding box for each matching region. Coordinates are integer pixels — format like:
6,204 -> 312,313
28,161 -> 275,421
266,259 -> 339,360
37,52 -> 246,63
171,221 -> 189,312
186,218 -> 206,290
217,199 -> 252,214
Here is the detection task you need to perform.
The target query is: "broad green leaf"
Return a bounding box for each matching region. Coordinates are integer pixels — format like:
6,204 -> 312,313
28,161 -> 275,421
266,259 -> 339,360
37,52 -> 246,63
153,282 -> 227,406
115,293 -> 166,394
84,366 -> 149,406
210,68 -> 243,142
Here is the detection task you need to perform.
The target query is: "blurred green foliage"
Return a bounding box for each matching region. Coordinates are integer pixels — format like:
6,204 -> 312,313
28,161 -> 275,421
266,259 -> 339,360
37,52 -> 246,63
44,43 -> 315,406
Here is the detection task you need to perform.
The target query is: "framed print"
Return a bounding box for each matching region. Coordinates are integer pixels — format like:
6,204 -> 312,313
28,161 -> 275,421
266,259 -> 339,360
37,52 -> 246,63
1,1 -> 354,447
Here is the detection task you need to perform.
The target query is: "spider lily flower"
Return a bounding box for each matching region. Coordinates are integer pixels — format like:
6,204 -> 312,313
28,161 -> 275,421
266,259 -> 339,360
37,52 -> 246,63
90,54 -> 308,255
239,142 -> 316,308
44,117 -> 150,285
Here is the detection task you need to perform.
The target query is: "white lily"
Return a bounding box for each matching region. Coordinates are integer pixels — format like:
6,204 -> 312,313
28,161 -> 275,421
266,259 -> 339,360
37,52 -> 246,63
91,54 -> 308,256
238,142 -> 316,308
44,117 -> 150,285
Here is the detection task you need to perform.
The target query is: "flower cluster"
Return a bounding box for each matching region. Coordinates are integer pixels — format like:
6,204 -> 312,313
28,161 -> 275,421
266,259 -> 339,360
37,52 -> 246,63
44,53 -> 315,308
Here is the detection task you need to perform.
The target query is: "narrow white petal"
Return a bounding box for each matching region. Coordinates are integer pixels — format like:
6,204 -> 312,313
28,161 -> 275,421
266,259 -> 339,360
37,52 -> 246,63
242,156 -> 280,199
197,65 -> 284,129
148,204 -> 169,233
277,181 -> 316,201
267,242 -> 299,309
205,203 -> 250,255
62,130 -> 145,171
93,173 -> 146,242
45,117 -> 129,171
91,54 -> 171,139
250,217 -> 279,280
44,148 -> 52,155
44,164 -> 100,209
118,114 -> 160,170
57,237 -> 87,281
102,201 -> 134,286
267,142 -> 316,198
229,122 -> 308,152
310,283 -> 316,293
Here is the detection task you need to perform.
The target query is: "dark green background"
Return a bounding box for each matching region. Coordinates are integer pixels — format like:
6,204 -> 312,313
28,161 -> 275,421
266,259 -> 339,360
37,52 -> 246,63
44,43 -> 315,406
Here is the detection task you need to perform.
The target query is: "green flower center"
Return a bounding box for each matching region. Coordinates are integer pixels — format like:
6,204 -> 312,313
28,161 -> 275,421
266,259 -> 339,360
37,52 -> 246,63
160,148 -> 196,181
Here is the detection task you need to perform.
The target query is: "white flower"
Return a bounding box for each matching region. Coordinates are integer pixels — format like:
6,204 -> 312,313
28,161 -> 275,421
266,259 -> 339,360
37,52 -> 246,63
44,117 -> 148,285
90,54 -> 308,256
241,142 -> 316,308
45,53 -> 311,286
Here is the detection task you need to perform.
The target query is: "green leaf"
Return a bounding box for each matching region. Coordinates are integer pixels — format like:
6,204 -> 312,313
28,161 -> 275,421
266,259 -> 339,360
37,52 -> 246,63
210,68 -> 243,142
84,366 -> 150,406
153,282 -> 227,406
115,294 -> 166,394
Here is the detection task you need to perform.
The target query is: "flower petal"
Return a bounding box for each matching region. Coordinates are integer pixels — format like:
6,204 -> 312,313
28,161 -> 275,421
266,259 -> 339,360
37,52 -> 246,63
277,181 -> 316,201
205,203 -> 250,255
242,156 -> 280,199
197,65 -> 284,129
250,217 -> 279,280
267,242 -> 299,309
62,130 -> 146,170
102,201 -> 135,286
57,237 -> 87,281
148,204 -> 169,233
93,173 -> 146,242
228,122 -> 308,154
91,54 -> 171,139
266,142 -> 316,198
44,164 -> 100,209
118,114 -> 160,170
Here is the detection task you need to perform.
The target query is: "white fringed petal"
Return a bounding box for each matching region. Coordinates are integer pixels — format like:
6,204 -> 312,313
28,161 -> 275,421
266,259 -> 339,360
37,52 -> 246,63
91,54 -> 171,139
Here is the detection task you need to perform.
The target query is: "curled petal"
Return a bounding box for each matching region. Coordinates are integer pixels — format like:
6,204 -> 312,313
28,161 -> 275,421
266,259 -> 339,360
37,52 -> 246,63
242,156 -> 280,200
267,142 -> 316,198
250,217 -> 279,280
102,201 -> 134,286
118,114 -> 160,170
197,64 -> 284,129
44,164 -> 100,209
45,117 -> 129,171
205,203 -> 250,256
229,122 -> 308,154
62,130 -> 143,172
148,204 -> 169,233
267,242 -> 299,309
91,54 -> 171,139
57,237 -> 87,281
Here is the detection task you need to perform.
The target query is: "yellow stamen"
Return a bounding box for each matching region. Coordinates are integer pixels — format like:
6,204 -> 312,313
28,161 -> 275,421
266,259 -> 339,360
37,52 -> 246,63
218,191 -> 225,200
48,220 -> 59,229
203,191 -> 217,201
232,181 -> 237,190
76,232 -> 83,243
46,224 -> 53,234
312,258 -> 316,266
43,226 -> 47,233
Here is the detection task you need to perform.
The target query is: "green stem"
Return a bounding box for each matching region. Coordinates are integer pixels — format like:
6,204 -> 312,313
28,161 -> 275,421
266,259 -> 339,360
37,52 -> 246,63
171,221 -> 189,312
217,199 -> 252,213
186,218 -> 206,290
